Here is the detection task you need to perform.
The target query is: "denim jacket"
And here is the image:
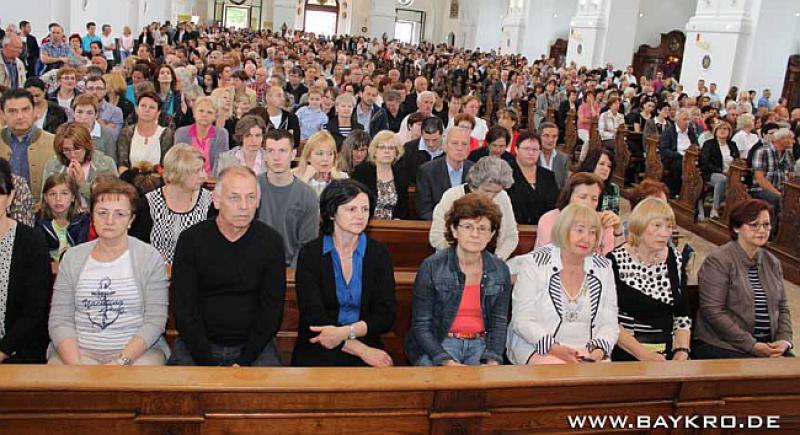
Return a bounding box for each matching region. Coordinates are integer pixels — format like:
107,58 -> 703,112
405,247 -> 511,365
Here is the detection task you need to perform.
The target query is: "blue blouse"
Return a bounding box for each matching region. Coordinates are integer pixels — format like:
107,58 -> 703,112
323,233 -> 367,325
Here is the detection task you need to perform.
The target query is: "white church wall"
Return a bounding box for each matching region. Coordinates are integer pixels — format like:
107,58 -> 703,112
519,0 -> 575,61
633,0 -> 696,50
741,0 -> 800,97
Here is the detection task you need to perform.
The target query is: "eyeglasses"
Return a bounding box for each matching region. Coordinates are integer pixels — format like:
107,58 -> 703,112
94,209 -> 132,221
457,223 -> 492,234
518,146 -> 540,153
745,222 -> 771,231
61,147 -> 85,155
376,144 -> 396,152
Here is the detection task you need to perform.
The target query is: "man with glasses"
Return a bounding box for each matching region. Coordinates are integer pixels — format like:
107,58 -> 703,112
415,126 -> 474,220
84,75 -> 123,141
71,94 -> 117,161
402,116 -> 445,184
257,128 -> 319,268
0,88 -> 55,203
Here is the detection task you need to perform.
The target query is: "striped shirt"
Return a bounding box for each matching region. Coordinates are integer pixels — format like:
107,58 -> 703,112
749,265 -> 772,342
75,251 -> 143,352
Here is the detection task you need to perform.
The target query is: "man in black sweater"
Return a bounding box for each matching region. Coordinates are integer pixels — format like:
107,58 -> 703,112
169,166 -> 286,366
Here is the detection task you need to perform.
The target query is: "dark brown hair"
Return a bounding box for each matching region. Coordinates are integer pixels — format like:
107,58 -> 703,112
444,193 -> 502,251
555,172 -> 604,210
54,123 -> 94,165
729,199 -> 772,240
39,173 -> 82,221
629,179 -> 669,208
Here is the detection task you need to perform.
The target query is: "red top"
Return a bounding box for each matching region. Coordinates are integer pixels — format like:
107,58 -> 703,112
449,284 -> 484,334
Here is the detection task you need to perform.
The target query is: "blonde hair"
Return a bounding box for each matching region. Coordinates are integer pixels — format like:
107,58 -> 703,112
103,72 -> 128,97
210,87 -> 235,119
193,96 -> 218,115
162,143 -> 205,187
293,131 -> 345,178
551,203 -> 602,251
367,130 -> 404,164
627,197 -> 675,247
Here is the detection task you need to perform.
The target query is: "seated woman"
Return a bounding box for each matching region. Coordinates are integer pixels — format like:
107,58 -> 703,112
430,156 -> 519,260
48,177 -> 169,365
174,96 -> 230,176
116,91 -> 176,171
578,148 -> 620,215
467,125 -> 515,164
293,131 -> 349,197
352,130 -> 409,220
326,93 -> 364,151
506,131 -> 560,226
336,130 -> 370,175
608,198 -> 691,361
535,172 -> 621,255
43,122 -> 118,208
699,121 -> 739,219
507,203 -> 618,364
131,144 -> 214,265
0,158 -> 51,364
407,193 -> 511,366
292,179 -> 396,367
694,199 -> 793,359
34,174 -> 90,270
214,115 -> 268,177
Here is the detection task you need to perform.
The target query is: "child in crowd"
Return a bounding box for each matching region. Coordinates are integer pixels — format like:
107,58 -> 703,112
295,86 -> 329,147
34,173 -> 90,271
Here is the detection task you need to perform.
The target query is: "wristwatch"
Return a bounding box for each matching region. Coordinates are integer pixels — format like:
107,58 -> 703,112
348,324 -> 357,340
116,354 -> 133,366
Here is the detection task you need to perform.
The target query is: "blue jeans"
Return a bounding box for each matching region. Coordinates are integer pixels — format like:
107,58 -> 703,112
168,338 -> 282,366
415,337 -> 486,366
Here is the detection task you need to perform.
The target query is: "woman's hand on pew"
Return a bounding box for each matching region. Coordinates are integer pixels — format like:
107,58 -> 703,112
309,325 -> 349,349
0,350 -> 7,363
545,344 -> 581,364
767,341 -> 790,358
585,348 -> 606,362
442,359 -> 465,367
752,342 -> 778,358
343,339 -> 393,367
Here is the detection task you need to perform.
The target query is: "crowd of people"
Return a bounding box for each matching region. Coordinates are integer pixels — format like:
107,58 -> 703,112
0,18 -> 795,367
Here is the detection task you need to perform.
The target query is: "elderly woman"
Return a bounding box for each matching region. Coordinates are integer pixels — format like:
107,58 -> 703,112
130,144 -> 214,264
336,130 -> 370,175
0,158 -> 51,364
578,148 -> 621,215
174,96 -> 230,176
694,199 -> 793,359
293,131 -> 349,196
326,93 -> 364,151
430,156 -> 519,260
507,203 -> 619,364
352,130 -> 409,220
732,113 -> 760,156
292,179 -> 396,367
608,198 -> 691,361
535,172 -> 621,255
42,122 -> 118,207
116,91 -> 176,171
407,193 -> 511,366
700,121 -> 739,219
48,177 -> 169,365
214,115 -> 267,176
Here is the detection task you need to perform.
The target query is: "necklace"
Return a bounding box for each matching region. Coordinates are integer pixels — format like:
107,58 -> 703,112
563,276 -> 587,323
630,245 -> 665,266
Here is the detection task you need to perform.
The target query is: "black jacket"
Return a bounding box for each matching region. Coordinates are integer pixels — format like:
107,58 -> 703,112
699,138 -> 740,181
415,157 -> 474,221
292,236 -> 396,366
467,146 -> 515,165
506,161 -> 559,225
324,116 -> 364,152
400,138 -> 440,184
1,224 -> 50,363
41,101 -> 68,135
659,123 -> 698,162
352,161 -> 410,219
369,106 -> 404,135
34,213 -> 90,254
248,107 -> 301,147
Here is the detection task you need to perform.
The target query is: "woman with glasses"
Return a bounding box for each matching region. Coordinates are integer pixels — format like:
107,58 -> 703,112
407,193 -> 511,366
693,199 -> 794,359
293,131 -> 349,197
352,130 -> 410,220
506,131 -> 559,225
42,123 -> 118,208
293,179 -> 396,367
429,156 -> 518,260
48,177 -> 169,365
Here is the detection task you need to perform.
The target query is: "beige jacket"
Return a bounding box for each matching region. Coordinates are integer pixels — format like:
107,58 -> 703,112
0,57 -> 26,88
0,127 -> 55,204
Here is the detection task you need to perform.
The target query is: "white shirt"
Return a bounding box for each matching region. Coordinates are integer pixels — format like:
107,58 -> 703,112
101,34 -> 115,60
129,126 -> 165,166
471,118 -> 488,142
732,130 -> 760,156
720,142 -> 734,172
598,110 -> 624,141
677,129 -> 692,155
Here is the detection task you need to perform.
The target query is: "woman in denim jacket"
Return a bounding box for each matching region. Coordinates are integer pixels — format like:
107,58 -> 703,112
406,193 -> 511,366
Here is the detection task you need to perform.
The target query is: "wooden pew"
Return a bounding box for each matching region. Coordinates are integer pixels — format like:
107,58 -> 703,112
3,359 -> 800,434
588,116 -> 601,155
644,132 -> 663,181
721,158 -> 751,227
562,108 -> 577,161
611,124 -> 630,186
671,143 -> 704,226
527,94 -> 537,132
366,219 -> 538,271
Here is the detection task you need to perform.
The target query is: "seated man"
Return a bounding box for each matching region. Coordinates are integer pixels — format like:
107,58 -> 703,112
658,108 -> 697,196
415,126 -> 474,220
401,116 -> 444,184
170,166 -> 286,366
751,127 -> 795,237
257,128 -> 319,268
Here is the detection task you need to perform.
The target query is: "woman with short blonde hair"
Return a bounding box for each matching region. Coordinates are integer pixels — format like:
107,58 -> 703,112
173,96 -> 230,176
131,143 -> 214,264
293,131 -> 349,196
352,130 -> 410,220
608,197 -> 691,362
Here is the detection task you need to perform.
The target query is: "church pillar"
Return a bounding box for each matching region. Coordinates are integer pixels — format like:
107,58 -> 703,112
273,0 -> 296,31
502,0 -> 526,55
567,0 -> 640,68
367,0 -> 396,39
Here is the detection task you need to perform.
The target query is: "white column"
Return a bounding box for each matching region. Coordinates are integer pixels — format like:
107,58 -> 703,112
368,0 -> 396,39
567,0 -> 606,67
680,0 -> 753,95
502,0 -> 526,54
520,0 -> 577,60
601,0 -> 640,69
567,0 -> 640,69
273,0 -> 296,32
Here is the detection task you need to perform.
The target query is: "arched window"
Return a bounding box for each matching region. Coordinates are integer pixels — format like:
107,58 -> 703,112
305,0 -> 339,36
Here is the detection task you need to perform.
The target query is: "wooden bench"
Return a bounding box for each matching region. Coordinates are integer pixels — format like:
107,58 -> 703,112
2,359 -> 800,434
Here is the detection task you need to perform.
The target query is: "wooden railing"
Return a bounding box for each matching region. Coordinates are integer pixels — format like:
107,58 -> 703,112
562,109 -> 577,161
644,132 -> 663,181
588,116 -> 602,155
612,124 -> 630,185
672,143 -> 704,223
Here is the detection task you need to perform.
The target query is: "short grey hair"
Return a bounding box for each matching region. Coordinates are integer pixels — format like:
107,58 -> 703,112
417,90 -> 435,103
214,165 -> 260,199
466,156 -> 514,190
773,128 -> 795,142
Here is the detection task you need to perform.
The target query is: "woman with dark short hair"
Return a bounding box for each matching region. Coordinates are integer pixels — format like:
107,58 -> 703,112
467,125 -> 515,164
292,179 -> 396,366
407,193 -> 511,366
693,199 -> 794,359
116,91 -> 175,170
